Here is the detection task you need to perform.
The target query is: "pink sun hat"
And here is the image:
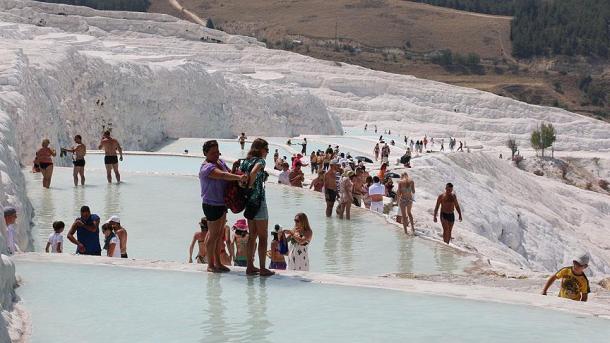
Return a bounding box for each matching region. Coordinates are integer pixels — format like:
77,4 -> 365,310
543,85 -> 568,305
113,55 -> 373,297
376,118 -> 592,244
233,219 -> 248,232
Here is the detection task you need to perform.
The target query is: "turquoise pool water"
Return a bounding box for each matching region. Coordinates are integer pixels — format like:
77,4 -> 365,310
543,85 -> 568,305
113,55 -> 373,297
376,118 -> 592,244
16,261 -> 610,343
26,158 -> 469,276
154,138 -> 295,166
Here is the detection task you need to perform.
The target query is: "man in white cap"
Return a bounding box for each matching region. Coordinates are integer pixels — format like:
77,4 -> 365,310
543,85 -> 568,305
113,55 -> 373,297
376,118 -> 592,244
106,215 -> 128,258
542,254 -> 590,302
3,206 -> 20,254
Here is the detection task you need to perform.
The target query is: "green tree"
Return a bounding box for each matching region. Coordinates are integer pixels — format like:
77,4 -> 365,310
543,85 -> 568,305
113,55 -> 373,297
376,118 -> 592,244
531,122 -> 556,157
530,129 -> 541,155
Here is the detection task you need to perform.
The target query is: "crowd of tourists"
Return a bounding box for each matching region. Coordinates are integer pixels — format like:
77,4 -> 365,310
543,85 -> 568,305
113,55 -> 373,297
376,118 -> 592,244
0,127 -> 591,301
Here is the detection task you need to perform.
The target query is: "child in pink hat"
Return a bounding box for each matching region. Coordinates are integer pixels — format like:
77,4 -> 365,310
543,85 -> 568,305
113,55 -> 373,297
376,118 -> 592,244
231,219 -> 249,267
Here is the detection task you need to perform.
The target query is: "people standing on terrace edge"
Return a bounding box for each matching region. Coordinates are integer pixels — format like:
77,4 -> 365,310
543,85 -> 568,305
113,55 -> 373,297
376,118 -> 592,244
45,221 -> 64,253
433,183 -> 462,244
337,171 -> 356,220
542,254 -> 590,302
102,223 -> 121,258
363,176 -> 373,209
35,138 -> 56,188
396,172 -> 415,235
323,149 -> 331,171
373,143 -> 380,161
188,217 -> 208,263
199,140 -> 247,273
99,130 -> 123,183
309,151 -> 317,174
238,132 -> 247,150
106,216 -> 128,258
324,161 -> 338,217
273,149 -> 279,164
241,138 -> 275,277
301,137 -> 307,155
285,212 -> 313,271
3,206 -> 20,255
61,135 -> 87,186
67,206 -> 101,255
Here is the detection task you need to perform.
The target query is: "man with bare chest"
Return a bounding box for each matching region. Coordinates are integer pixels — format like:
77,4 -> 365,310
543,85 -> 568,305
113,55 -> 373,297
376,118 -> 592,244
98,130 -> 123,183
434,183 -> 463,244
63,135 -> 87,186
324,161 -> 338,217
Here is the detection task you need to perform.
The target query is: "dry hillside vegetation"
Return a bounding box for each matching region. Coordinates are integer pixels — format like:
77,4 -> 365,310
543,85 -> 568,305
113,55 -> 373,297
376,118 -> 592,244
149,0 -> 608,121
151,0 -> 512,58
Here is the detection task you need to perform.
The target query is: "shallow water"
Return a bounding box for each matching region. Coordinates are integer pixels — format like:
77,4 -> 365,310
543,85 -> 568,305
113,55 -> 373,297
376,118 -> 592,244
16,261 -> 610,343
154,138 -> 294,167
26,158 -> 469,276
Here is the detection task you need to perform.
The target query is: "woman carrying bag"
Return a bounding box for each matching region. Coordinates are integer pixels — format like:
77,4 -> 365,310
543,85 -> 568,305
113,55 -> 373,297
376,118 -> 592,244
241,138 -> 274,277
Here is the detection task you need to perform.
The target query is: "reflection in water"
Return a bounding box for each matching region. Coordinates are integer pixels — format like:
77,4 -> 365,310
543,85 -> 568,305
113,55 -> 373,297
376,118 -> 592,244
323,220 -> 339,274
339,220 -> 355,274
201,275 -> 228,343
246,277 -> 271,343
396,230 -> 414,273
36,188 -> 56,248
103,183 -> 121,221
435,246 -> 459,273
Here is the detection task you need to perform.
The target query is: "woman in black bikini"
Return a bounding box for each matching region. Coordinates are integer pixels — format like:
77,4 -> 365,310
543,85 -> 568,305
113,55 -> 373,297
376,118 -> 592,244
36,139 -> 56,188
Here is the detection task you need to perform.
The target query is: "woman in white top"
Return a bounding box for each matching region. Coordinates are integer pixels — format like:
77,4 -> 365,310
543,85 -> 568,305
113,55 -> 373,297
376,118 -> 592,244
285,213 -> 313,271
368,176 -> 385,213
102,223 -> 121,258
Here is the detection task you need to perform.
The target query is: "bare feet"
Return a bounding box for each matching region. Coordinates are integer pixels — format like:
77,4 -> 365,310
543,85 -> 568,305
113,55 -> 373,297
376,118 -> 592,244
217,265 -> 230,273
246,267 -> 259,275
259,268 -> 275,277
207,266 -> 220,273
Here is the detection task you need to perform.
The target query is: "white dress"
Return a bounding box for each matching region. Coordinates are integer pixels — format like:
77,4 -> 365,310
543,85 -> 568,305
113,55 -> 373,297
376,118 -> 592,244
288,236 -> 309,271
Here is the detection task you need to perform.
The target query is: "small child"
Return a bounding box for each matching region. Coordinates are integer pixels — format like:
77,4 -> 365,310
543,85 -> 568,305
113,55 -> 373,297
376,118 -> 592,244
268,225 -> 287,270
45,221 -> 64,253
232,219 -> 249,267
542,254 -> 590,302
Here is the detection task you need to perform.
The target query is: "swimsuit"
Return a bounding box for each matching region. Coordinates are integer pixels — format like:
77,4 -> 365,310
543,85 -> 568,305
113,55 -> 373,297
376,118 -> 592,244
234,256 -> 247,267
440,212 -> 455,223
202,203 -> 227,222
39,162 -> 52,170
104,155 -> 119,165
399,184 -> 413,206
73,159 -> 86,167
325,188 -> 337,203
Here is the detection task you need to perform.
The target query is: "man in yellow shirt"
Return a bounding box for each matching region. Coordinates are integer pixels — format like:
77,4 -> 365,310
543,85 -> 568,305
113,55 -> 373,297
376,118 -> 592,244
542,254 -> 590,301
